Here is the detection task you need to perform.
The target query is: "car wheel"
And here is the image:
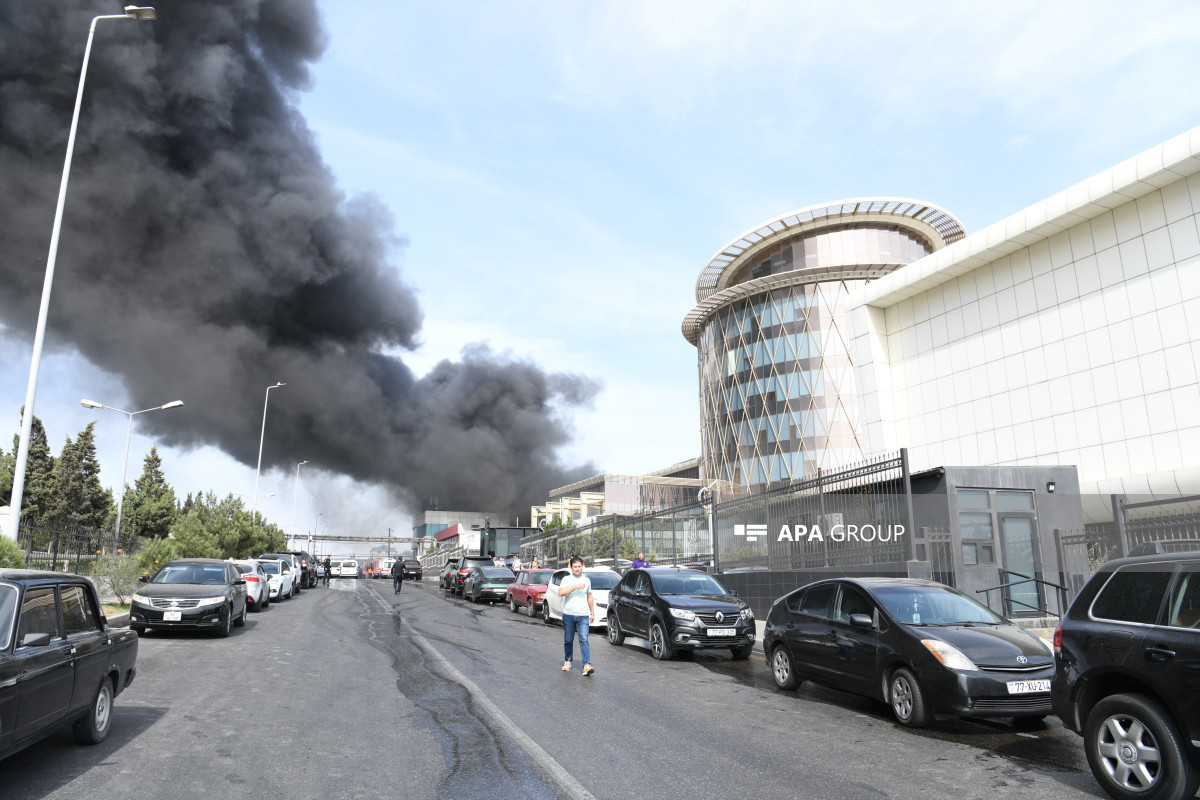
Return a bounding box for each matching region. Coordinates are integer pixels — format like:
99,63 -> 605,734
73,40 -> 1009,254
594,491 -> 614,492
72,677 -> 113,745
130,623 -> 146,634
730,644 -> 753,660
1085,693 -> 1199,800
527,598 -> 535,618
770,645 -> 800,689
889,667 -> 929,728
234,601 -> 247,627
649,621 -> 673,660
542,601 -> 551,625
216,606 -> 232,638
262,593 -> 269,609
509,597 -> 518,613
607,614 -> 625,646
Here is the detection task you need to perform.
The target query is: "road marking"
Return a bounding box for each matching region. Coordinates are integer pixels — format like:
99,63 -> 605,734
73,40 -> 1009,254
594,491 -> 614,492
364,589 -> 597,800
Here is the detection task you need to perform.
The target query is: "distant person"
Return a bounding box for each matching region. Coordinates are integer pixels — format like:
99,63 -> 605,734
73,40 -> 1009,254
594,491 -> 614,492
391,558 -> 404,594
493,555 -> 505,567
531,556 -> 542,569
511,554 -> 523,572
557,555 -> 595,677
322,556 -> 331,586
631,552 -> 649,569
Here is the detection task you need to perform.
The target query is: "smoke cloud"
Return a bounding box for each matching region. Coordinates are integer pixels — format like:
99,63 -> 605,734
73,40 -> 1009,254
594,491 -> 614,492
0,0 -> 598,515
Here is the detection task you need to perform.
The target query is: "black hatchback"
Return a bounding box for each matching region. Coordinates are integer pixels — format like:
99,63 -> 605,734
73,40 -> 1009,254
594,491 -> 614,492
763,578 -> 1054,728
605,567 -> 755,660
1052,551 -> 1200,800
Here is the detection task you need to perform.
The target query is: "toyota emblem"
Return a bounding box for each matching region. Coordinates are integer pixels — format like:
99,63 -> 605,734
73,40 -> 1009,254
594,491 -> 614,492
715,611 -> 725,623
1016,655 -> 1028,664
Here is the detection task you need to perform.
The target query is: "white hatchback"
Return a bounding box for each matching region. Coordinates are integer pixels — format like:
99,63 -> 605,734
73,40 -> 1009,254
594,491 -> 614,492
258,559 -> 295,600
542,567 -> 620,629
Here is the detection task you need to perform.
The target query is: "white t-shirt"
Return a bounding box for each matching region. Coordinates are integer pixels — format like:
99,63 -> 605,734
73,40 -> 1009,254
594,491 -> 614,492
560,574 -> 592,616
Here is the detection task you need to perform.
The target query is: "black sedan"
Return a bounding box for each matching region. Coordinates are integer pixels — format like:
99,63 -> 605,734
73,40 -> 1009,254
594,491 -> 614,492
129,559 -> 248,637
763,578 -> 1053,728
606,567 -> 755,660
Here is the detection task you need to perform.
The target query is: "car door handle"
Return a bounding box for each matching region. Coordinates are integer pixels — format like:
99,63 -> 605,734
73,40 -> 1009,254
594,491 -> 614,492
1144,646 -> 1176,661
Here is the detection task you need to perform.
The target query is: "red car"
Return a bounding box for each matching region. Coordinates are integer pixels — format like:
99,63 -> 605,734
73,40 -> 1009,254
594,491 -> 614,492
506,569 -> 555,616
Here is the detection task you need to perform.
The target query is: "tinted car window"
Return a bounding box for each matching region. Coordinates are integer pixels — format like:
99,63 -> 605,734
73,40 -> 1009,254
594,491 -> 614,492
1165,562 -> 1200,629
0,584 -> 17,649
18,587 -> 58,643
62,585 -> 98,635
1091,568 -> 1172,624
798,583 -> 836,618
261,561 -> 281,574
835,585 -> 875,623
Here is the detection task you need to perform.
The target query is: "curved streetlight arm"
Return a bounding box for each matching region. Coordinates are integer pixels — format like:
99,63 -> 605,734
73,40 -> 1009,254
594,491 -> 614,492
251,382 -> 286,525
6,9 -> 156,541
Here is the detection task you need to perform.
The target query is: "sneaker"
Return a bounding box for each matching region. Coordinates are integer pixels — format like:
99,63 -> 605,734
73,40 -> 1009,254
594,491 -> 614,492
582,664 -> 594,677
562,661 -> 571,672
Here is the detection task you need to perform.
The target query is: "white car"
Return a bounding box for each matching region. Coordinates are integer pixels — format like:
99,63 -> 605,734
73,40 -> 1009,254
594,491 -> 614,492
228,559 -> 271,611
259,552 -> 303,595
542,567 -> 620,629
333,559 -> 359,578
259,559 -> 295,600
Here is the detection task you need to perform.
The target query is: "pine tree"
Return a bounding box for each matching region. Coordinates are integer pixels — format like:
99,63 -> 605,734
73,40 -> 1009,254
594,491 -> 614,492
6,413 -> 56,520
120,447 -> 177,539
45,422 -> 113,530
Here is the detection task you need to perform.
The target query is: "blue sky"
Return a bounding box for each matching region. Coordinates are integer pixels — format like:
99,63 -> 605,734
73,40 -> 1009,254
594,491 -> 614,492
5,0 -> 1200,552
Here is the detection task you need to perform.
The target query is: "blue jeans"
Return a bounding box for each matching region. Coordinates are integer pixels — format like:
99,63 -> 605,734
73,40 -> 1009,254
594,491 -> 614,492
563,614 -> 591,666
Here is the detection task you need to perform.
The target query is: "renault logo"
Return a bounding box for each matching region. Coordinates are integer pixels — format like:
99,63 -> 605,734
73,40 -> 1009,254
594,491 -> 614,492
715,611 -> 725,623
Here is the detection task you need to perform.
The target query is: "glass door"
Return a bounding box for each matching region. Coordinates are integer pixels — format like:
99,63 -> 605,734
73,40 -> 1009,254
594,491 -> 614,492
999,517 -> 1042,616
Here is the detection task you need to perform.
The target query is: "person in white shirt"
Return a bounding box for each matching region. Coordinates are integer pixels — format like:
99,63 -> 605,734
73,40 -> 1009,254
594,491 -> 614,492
511,554 -> 523,572
557,555 -> 595,676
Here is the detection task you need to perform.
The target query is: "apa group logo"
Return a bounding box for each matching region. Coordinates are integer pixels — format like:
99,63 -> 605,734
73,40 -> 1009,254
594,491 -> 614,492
733,524 -> 768,542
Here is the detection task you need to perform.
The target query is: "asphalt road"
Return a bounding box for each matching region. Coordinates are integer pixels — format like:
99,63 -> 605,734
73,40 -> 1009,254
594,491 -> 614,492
3,577 -> 1108,799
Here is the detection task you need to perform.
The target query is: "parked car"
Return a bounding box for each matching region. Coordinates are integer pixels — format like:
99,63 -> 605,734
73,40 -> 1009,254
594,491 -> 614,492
402,560 -> 423,580
462,566 -> 517,603
130,558 -> 249,637
332,559 -> 360,578
764,577 -> 1053,728
607,567 -> 752,659
259,559 -> 294,601
229,559 -> 270,611
439,559 -> 461,591
0,569 -> 139,760
507,569 -> 556,616
259,553 -> 304,594
277,549 -> 317,588
1052,552 -> 1200,800
448,556 -> 495,596
543,566 -> 620,629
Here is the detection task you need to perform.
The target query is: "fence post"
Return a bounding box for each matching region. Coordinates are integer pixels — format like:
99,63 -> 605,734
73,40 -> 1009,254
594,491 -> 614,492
900,448 -> 916,561
1111,494 -> 1129,557
818,468 -> 828,567
708,490 -> 720,574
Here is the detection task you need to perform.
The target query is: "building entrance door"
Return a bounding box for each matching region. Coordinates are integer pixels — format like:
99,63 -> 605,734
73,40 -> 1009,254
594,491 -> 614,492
999,517 -> 1042,616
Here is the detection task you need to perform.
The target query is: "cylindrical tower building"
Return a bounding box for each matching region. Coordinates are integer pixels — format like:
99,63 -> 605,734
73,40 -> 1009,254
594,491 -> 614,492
683,199 -> 965,493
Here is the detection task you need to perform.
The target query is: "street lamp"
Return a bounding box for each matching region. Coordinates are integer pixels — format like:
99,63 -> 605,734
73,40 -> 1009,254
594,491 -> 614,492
251,382 -> 285,525
80,397 -> 182,550
290,460 -> 308,540
5,6 -> 157,541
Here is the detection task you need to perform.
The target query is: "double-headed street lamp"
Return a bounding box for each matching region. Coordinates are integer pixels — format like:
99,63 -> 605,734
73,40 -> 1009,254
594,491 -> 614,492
80,397 -> 182,550
6,6 -> 157,541
251,382 -> 286,525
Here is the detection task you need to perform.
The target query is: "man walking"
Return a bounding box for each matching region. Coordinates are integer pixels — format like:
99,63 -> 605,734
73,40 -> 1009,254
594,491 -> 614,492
557,555 -> 595,676
391,558 -> 405,594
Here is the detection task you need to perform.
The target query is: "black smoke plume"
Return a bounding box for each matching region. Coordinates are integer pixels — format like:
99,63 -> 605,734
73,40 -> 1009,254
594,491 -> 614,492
0,0 -> 598,515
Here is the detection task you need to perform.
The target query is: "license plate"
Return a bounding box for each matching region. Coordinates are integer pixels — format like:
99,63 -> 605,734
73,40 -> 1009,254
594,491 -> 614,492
1006,679 -> 1050,694
708,628 -> 736,637
163,611 -> 182,622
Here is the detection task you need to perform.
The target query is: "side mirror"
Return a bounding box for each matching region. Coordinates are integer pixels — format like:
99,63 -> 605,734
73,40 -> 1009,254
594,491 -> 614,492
849,613 -> 874,629
139,575 -> 149,583
234,579 -> 246,586
728,589 -> 739,597
20,631 -> 52,648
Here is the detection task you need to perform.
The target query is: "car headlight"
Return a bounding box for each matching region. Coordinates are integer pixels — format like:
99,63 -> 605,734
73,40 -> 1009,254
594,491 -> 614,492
198,595 -> 228,607
131,593 -> 150,605
669,607 -> 696,621
740,607 -> 754,621
921,639 -> 978,671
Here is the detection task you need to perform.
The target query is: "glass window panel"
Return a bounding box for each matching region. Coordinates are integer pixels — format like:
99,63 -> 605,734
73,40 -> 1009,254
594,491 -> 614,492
959,512 -> 993,540
962,543 -> 977,565
957,489 -> 990,510
1092,568 -> 1171,624
996,491 -> 1034,511
1166,564 -> 1200,628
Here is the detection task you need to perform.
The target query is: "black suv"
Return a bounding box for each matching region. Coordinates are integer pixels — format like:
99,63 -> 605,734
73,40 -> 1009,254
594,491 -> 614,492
1052,551 -> 1200,800
605,567 -> 755,660
438,559 -> 460,591
280,550 -> 317,588
402,560 -> 423,580
446,556 -> 495,596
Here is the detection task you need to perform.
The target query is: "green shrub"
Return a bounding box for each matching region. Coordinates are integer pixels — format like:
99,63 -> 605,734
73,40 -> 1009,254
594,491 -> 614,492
137,537 -> 180,578
0,536 -> 25,569
93,554 -> 142,603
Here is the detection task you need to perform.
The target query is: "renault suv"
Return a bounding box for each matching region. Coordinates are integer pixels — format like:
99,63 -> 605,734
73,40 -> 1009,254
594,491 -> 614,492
1052,550 -> 1200,800
605,567 -> 754,660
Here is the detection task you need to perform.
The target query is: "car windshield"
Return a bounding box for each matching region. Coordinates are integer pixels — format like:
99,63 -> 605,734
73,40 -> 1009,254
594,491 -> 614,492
342,561 -> 357,568
0,584 -> 17,650
650,573 -> 729,596
260,562 -> 281,574
527,571 -> 554,583
151,564 -> 229,585
480,568 -> 514,579
871,584 -> 1005,626
584,572 -> 620,590
405,561 -> 420,567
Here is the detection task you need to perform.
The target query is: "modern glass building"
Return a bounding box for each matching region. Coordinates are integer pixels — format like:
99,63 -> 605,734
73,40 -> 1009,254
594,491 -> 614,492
682,199 -> 966,492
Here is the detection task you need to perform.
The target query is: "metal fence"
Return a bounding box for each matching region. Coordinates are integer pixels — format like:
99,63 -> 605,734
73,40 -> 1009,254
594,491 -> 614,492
517,508 -> 712,571
15,518 -> 141,574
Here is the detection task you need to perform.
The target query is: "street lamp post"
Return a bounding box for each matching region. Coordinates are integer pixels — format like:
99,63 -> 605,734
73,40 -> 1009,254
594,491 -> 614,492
5,6 -> 157,541
290,460 -> 308,541
80,397 -> 182,551
251,382 -> 286,526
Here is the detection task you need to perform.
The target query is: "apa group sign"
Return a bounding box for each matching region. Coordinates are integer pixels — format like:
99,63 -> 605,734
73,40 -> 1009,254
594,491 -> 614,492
734,523 -> 906,543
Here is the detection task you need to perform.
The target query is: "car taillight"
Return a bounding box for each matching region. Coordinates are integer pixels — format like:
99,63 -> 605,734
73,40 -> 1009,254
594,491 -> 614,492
1053,625 -> 1062,654
245,575 -> 260,582
459,569 -> 468,575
